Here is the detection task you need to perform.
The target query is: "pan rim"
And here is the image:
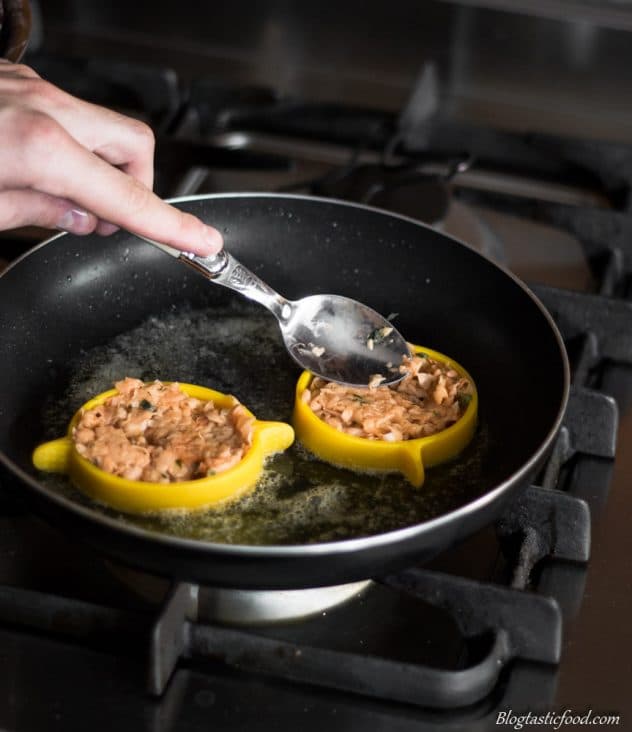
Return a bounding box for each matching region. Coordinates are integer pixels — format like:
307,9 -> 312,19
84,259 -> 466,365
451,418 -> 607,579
0,192 -> 570,558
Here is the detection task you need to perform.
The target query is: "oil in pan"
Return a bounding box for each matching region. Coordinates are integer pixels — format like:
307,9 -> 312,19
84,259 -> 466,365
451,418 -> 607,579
38,301 -> 490,545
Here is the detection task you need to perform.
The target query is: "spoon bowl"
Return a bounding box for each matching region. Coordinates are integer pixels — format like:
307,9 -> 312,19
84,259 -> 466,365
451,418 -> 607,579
144,240 -> 410,386
283,293 -> 409,386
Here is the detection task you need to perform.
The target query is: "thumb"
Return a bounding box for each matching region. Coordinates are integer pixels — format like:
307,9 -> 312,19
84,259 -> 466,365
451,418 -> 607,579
0,190 -> 98,235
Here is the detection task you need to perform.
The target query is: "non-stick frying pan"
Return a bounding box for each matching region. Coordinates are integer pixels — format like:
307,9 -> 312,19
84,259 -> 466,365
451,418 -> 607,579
0,194 -> 568,589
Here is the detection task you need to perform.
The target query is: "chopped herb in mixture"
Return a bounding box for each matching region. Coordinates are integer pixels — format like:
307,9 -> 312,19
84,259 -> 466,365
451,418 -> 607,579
457,392 -> 473,409
366,326 -> 394,350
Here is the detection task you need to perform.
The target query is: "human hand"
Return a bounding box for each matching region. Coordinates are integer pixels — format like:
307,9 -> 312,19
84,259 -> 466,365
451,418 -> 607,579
0,61 -> 223,256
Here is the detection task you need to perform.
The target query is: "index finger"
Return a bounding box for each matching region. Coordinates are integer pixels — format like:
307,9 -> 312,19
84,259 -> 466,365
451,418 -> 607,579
22,117 -> 223,256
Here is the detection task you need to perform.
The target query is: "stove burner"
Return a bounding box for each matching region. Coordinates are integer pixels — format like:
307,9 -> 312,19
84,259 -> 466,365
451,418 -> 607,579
107,562 -> 373,624
199,582 -> 373,625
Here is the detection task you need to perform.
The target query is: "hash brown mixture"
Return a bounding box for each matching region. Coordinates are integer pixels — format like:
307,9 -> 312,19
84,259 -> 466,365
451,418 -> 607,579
302,353 -> 473,441
72,378 -> 254,482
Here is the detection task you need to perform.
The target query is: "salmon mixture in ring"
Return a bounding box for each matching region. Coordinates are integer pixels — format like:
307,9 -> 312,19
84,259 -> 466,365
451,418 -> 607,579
72,378 -> 254,482
302,353 -> 473,441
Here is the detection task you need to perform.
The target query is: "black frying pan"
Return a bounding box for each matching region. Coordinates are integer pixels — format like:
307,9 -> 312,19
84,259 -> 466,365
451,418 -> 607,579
0,194 -> 568,589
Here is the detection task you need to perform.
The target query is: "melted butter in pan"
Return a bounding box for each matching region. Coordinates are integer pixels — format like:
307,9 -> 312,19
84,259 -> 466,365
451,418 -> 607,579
39,303 -> 490,545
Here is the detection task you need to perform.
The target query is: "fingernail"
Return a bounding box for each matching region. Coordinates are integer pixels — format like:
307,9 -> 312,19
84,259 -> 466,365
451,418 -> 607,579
201,226 -> 223,255
57,208 -> 93,235
98,222 -> 119,236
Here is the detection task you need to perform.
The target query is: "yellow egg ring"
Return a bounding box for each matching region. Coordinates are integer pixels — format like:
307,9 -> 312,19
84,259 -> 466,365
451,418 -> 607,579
32,383 -> 294,515
292,346 -> 478,487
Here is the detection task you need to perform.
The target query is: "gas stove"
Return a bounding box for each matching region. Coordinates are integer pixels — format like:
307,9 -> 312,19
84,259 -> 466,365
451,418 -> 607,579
1,21 -> 631,729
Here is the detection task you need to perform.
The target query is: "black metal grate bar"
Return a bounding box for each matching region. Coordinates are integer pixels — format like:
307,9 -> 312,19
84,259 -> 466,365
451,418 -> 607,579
144,480 -> 588,706
457,193 -> 632,271
0,584 -> 145,640
148,583 -> 198,696
145,567 -> 560,709
564,388 -> 618,458
187,616 -> 511,709
533,284 -> 632,365
569,332 -> 600,385
497,485 -> 590,565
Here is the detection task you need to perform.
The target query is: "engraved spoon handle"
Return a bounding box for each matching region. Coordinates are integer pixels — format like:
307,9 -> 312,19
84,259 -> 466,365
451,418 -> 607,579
140,237 -> 293,323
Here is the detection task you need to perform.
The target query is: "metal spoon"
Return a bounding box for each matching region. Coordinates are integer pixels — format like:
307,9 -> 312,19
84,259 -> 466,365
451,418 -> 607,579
142,239 -> 410,387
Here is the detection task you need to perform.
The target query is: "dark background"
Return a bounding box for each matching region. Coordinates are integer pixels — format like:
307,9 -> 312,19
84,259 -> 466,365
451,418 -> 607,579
32,0 -> 632,143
